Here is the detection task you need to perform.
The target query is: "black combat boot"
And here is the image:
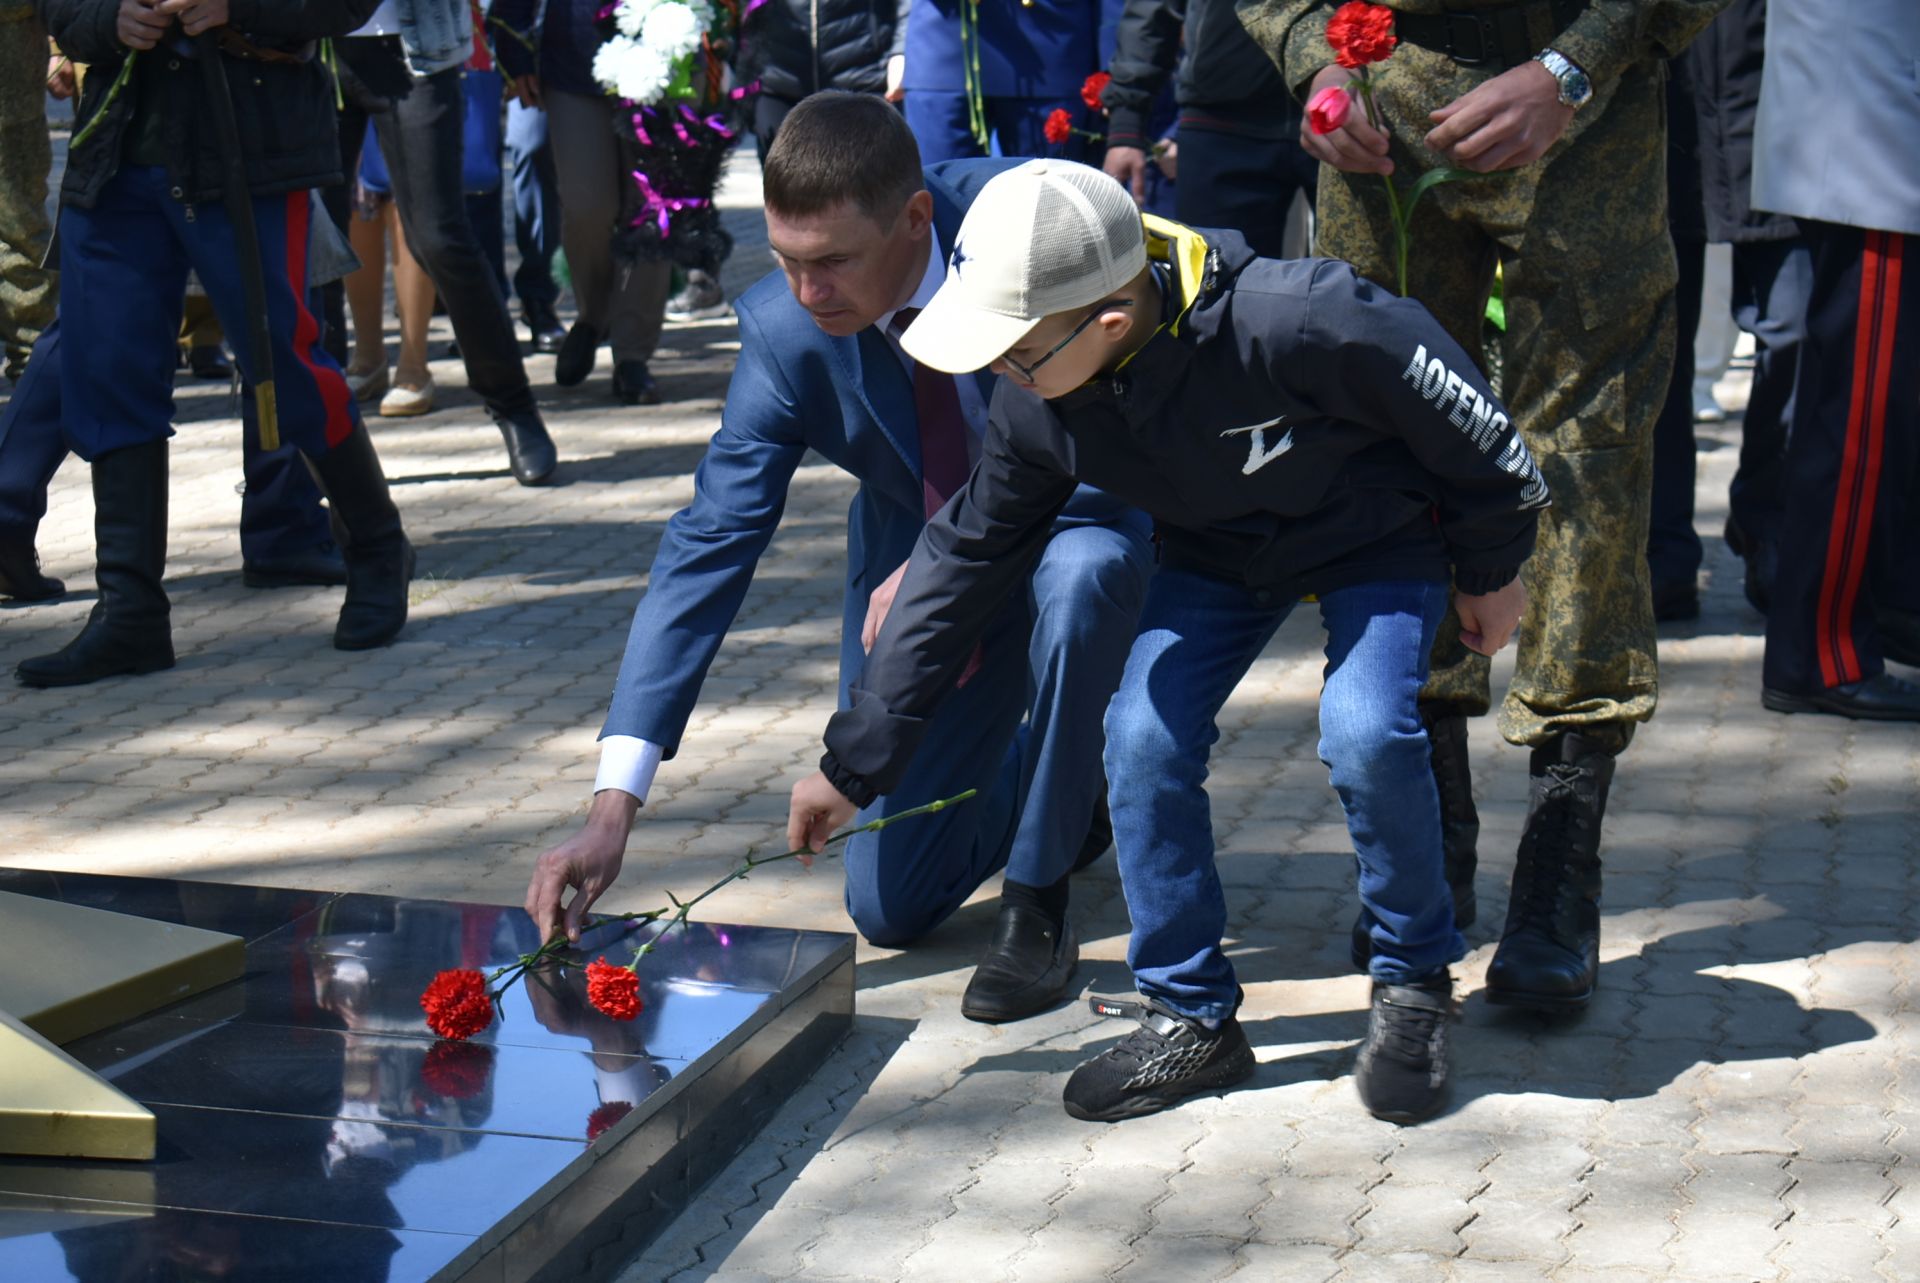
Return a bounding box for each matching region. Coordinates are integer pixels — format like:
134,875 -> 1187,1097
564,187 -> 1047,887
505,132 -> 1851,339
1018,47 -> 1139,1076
1484,732 -> 1616,1013
16,441 -> 174,687
306,424 -> 413,651
1351,711 -> 1480,970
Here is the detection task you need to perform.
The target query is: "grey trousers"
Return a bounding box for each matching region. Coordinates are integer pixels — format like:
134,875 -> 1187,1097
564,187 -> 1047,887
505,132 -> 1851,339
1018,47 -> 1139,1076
545,89 -> 671,365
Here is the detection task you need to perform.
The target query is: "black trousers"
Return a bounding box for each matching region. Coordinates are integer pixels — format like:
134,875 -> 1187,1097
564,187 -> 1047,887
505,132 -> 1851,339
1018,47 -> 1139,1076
1647,233 -> 1705,587
1764,221 -> 1917,692
1726,235 -> 1813,557
1172,118 -> 1316,262
320,47 -> 534,414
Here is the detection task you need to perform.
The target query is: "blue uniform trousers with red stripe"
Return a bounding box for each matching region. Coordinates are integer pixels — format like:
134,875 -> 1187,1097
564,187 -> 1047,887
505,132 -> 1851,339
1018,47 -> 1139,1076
57,165 -> 358,463
0,318 -> 333,562
1764,221 -> 1918,693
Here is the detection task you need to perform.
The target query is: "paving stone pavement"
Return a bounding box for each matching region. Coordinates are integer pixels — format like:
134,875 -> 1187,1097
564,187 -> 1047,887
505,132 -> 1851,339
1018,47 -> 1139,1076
5,150 -> 1919,1282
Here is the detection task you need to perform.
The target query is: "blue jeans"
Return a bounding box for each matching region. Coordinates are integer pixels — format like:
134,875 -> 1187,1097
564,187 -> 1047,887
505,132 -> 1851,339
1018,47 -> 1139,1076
1103,569 -> 1462,1019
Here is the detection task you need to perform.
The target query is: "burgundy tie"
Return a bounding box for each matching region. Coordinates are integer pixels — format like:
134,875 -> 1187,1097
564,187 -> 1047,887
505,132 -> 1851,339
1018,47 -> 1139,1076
891,307 -> 974,517
888,308 -> 982,687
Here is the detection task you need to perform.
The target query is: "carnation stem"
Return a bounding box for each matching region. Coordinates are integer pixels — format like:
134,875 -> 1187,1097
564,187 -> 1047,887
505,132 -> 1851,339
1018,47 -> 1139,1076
511,789 -> 980,972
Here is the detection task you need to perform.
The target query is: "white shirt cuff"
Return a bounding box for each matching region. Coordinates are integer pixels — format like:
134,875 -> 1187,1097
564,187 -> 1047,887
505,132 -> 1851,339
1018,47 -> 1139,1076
595,736 -> 665,803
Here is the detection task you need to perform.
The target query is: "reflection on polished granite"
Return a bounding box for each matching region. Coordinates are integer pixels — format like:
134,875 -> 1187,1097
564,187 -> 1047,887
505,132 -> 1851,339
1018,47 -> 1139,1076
0,867 -> 856,1282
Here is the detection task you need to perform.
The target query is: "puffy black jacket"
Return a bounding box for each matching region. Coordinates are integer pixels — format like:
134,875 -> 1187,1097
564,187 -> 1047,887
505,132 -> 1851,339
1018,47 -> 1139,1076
45,0 -> 379,210
1102,0 -> 1297,147
819,220 -> 1547,805
740,0 -> 905,101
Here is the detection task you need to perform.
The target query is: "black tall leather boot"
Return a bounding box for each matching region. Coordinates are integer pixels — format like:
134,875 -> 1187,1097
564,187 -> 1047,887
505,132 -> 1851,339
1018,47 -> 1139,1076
16,441 -> 173,687
305,424 -> 413,650
1350,710 -> 1480,970
1484,731 -> 1616,1012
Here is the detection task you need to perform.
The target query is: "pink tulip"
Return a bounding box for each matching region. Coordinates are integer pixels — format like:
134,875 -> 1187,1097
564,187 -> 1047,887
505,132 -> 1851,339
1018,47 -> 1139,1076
1307,85 -> 1352,135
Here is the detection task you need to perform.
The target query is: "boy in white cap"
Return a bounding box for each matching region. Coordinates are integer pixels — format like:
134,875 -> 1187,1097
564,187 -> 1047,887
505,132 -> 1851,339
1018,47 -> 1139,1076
788,158 -> 1545,1124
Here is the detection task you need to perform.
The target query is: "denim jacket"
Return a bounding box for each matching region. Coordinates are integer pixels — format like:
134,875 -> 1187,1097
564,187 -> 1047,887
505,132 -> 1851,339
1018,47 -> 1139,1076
390,0 -> 474,77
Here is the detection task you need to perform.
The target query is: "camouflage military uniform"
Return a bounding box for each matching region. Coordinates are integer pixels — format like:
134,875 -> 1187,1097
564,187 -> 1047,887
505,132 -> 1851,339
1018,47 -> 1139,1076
0,1 -> 56,380
1241,0 -> 1727,753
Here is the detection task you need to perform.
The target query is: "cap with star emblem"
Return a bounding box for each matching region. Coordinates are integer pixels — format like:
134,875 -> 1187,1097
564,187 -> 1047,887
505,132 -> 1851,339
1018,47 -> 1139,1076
902,159 -> 1148,374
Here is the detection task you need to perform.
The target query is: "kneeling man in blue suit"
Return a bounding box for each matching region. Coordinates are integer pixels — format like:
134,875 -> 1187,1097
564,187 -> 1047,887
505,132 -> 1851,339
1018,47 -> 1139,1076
524,92 -> 1154,1021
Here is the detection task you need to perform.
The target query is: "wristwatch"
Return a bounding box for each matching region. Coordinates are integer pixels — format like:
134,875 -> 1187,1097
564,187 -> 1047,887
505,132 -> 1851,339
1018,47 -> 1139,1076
1533,49 -> 1593,110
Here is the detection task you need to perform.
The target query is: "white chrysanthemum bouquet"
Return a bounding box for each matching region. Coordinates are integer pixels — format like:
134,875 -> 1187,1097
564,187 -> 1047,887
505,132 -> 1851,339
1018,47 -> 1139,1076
593,0 -> 717,105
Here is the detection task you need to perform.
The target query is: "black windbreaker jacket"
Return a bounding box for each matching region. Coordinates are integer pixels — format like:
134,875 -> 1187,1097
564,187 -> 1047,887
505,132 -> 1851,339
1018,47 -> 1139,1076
820,219 -> 1547,805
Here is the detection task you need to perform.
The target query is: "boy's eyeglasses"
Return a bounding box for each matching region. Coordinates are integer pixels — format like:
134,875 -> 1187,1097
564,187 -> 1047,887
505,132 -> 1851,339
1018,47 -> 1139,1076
1002,298 -> 1134,381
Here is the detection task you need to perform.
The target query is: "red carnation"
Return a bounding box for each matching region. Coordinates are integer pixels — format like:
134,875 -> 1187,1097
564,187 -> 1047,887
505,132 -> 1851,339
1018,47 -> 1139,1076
1081,71 -> 1111,113
1043,108 -> 1074,146
1325,1 -> 1397,68
420,968 -> 494,1041
587,1100 -> 634,1141
585,956 -> 643,1021
422,1039 -> 494,1099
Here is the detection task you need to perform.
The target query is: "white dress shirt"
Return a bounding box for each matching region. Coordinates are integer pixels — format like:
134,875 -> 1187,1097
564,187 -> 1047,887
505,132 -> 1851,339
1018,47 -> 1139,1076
594,230 -> 985,802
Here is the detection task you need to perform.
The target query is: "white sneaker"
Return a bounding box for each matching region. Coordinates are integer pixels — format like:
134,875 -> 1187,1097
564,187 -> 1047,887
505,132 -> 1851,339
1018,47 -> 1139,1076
379,377 -> 435,417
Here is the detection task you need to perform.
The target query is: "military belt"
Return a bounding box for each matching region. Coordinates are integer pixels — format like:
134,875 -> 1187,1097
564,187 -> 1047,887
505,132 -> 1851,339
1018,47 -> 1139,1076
1393,0 -> 1587,72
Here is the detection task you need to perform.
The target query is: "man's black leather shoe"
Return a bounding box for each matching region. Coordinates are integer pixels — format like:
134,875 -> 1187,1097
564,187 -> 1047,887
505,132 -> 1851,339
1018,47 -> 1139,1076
525,307 -> 567,354
612,360 -> 660,406
1762,672 -> 1920,721
961,903 -> 1078,1023
242,543 -> 348,589
554,322 -> 600,387
1879,608 -> 1920,669
488,403 -> 558,486
0,537 -> 64,601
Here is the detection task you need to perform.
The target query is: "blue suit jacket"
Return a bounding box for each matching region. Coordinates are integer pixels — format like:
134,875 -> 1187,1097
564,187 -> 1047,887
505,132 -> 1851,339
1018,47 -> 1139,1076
601,158 -> 1146,754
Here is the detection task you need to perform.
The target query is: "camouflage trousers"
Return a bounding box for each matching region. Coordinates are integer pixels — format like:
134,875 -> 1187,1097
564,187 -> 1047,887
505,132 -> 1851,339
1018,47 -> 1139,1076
0,9 -> 56,380
1316,50 -> 1676,753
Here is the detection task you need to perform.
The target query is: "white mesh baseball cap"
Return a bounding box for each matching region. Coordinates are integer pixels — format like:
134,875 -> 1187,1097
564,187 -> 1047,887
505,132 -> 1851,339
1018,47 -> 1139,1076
902,159 -> 1148,374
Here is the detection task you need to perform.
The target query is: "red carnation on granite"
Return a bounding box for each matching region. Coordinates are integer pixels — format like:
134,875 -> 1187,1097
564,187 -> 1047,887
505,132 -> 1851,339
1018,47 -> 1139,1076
585,956 -> 644,1021
587,1100 -> 635,1141
1081,71 -> 1111,112
422,1039 -> 494,1098
1325,1 -> 1396,68
1043,108 -> 1074,145
421,968 -> 495,1041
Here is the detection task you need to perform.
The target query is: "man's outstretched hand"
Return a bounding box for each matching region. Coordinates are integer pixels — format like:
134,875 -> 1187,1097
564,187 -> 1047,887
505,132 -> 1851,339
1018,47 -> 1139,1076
787,771 -> 855,858
525,789 -> 639,944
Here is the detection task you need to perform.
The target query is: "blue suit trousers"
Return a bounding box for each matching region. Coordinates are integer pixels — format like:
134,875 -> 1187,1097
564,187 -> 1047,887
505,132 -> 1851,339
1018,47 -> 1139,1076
841,518 -> 1151,947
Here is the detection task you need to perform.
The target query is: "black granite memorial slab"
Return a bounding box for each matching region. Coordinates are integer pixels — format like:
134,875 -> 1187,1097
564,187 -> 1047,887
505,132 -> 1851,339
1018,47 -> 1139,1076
0,868 -> 855,1282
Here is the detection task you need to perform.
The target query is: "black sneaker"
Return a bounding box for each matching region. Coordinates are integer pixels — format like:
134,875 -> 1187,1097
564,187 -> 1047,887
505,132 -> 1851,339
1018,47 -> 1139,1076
1063,994 -> 1255,1122
1353,973 -> 1453,1124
